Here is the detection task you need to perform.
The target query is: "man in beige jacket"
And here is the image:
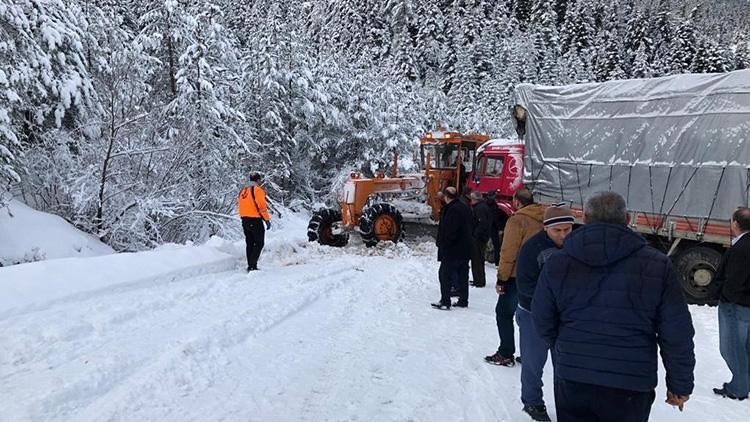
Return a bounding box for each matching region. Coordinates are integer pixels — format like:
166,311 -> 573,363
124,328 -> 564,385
485,188 -> 545,366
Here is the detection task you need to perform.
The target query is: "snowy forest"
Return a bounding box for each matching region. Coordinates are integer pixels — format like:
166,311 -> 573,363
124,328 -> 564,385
1,0 -> 749,251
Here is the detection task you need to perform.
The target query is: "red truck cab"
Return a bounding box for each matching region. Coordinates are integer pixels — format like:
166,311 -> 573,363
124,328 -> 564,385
466,139 -> 525,222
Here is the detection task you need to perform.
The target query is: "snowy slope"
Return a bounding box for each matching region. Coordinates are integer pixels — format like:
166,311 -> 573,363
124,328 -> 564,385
0,217 -> 746,421
0,200 -> 113,266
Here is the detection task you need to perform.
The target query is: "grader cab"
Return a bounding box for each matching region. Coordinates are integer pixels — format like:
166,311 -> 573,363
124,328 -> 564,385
307,131 -> 490,247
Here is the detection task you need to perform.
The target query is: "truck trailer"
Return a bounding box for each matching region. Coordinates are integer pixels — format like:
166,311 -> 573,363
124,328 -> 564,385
469,69 -> 750,304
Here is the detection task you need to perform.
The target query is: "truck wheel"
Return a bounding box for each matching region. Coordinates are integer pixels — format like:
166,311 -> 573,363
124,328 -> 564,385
307,208 -> 349,247
359,203 -> 404,247
672,246 -> 722,305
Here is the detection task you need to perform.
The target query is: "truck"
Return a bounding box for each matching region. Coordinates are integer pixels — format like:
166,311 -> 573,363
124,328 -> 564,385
467,69 -> 750,304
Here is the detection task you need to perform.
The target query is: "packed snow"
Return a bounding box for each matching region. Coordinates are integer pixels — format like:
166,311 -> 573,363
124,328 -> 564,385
0,200 -> 113,267
0,213 -> 747,421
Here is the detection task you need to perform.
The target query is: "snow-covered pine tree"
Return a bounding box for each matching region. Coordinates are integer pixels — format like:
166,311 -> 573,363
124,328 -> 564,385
1,0 -> 94,205
691,40 -> 730,74
649,0 -> 677,76
560,0 -> 596,82
530,0 -> 561,84
668,5 -> 701,74
386,0 -> 418,82
734,32 -> 750,70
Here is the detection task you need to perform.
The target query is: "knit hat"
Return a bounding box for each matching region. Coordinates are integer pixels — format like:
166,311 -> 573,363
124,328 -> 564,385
544,203 -> 575,227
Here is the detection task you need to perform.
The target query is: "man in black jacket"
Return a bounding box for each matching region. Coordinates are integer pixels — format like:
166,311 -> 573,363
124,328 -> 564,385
485,191 -> 502,264
470,191 -> 491,288
433,187 -> 473,310
515,203 -> 574,421
712,207 -> 750,400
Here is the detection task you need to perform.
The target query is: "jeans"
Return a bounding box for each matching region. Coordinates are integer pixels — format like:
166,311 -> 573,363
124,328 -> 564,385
439,260 -> 469,306
470,239 -> 487,287
241,217 -> 265,269
496,278 -> 518,357
517,306 -> 549,406
719,301 -> 750,397
554,378 -> 655,422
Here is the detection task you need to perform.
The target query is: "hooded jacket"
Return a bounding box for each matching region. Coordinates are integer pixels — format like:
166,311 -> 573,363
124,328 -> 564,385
497,203 -> 545,281
532,223 -> 695,395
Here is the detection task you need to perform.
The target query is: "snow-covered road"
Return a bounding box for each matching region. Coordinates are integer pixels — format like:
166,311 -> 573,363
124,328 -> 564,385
1,233 -> 747,421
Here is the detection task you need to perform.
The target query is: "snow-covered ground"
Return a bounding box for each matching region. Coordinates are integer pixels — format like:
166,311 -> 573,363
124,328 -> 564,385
0,213 -> 747,421
0,200 -> 113,266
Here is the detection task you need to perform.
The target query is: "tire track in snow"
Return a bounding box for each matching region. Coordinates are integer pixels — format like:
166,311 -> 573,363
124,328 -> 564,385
0,260 -> 359,422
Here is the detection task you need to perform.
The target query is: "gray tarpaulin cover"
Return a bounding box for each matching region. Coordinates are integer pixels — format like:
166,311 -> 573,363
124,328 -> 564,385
515,70 -> 750,220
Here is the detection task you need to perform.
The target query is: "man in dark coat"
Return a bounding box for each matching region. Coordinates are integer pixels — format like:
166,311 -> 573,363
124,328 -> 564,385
485,190 -> 502,264
515,203 -> 574,421
532,191 -> 695,422
711,207 -> 750,400
469,191 -> 491,287
433,186 -> 473,310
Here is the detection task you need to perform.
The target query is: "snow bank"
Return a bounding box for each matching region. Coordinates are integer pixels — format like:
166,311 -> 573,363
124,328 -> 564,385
0,244 -> 236,319
0,200 -> 114,266
0,209 -> 313,319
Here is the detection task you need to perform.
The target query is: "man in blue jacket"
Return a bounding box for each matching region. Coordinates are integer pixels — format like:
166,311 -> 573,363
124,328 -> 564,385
532,192 -> 695,422
515,203 -> 574,421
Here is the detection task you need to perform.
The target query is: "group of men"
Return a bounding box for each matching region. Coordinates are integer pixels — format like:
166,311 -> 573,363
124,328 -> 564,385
240,174 -> 750,421
433,185 -> 750,422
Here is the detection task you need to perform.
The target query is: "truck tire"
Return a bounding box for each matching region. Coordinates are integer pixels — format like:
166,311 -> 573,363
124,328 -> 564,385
672,246 -> 722,305
307,208 -> 349,247
359,203 -> 405,247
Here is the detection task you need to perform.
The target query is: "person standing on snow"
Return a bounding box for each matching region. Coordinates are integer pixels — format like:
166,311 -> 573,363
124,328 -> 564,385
433,186 -> 473,310
469,191 -> 491,288
515,203 -> 575,422
238,172 -> 271,272
532,192 -> 695,422
710,207 -> 750,401
485,188 -> 545,366
485,190 -> 502,264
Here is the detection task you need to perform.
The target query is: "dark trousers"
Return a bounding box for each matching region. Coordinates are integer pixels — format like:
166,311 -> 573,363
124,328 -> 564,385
496,278 -> 518,357
490,227 -> 500,263
517,306 -> 549,407
470,239 -> 487,287
242,217 -> 265,269
554,378 -> 655,422
439,260 -> 469,306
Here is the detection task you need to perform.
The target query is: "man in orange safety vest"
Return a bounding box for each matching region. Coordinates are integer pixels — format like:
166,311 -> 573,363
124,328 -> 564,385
238,172 -> 271,271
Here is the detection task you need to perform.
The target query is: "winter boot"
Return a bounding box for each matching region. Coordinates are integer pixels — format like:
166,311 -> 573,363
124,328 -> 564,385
431,302 -> 450,310
522,405 -> 551,421
713,384 -> 748,400
484,352 -> 515,367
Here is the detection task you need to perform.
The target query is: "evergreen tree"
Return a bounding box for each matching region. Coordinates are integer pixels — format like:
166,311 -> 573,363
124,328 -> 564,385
668,5 -> 701,73
650,0 -> 676,75
0,0 -> 94,205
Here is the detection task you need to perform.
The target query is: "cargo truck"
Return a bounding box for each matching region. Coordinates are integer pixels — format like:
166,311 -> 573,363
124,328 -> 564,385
467,70 -> 750,304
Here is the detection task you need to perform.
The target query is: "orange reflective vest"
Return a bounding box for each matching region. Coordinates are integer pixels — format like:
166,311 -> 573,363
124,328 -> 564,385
238,185 -> 270,221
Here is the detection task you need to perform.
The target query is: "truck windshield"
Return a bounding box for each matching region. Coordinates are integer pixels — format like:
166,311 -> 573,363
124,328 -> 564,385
478,156 -> 503,177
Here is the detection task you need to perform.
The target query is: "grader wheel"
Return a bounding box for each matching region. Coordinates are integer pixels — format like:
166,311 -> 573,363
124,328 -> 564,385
307,208 -> 349,247
359,203 -> 405,247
